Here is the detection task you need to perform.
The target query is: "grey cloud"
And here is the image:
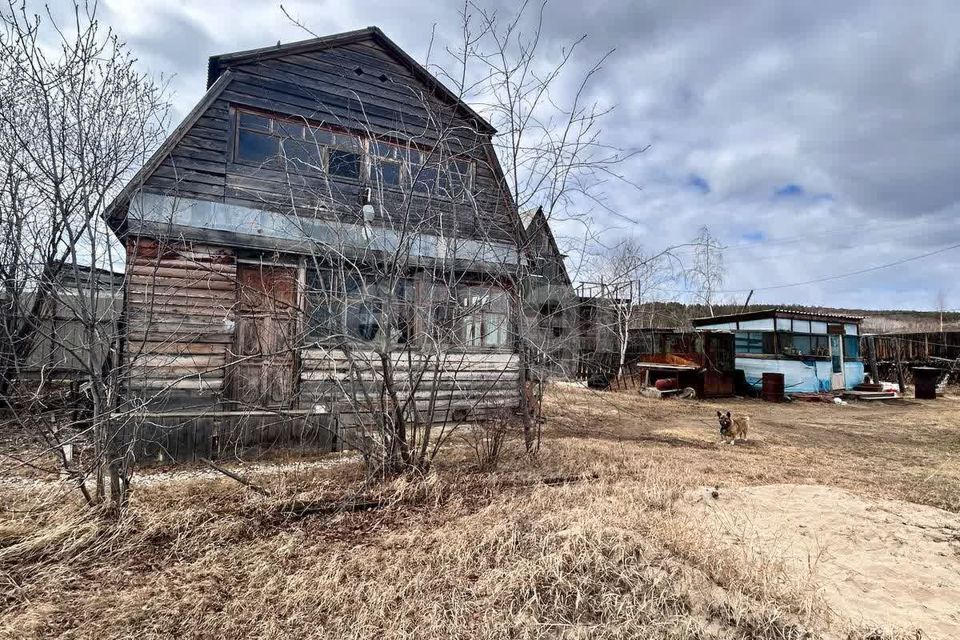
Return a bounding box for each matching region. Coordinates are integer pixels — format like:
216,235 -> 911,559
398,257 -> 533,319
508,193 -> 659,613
34,0 -> 960,309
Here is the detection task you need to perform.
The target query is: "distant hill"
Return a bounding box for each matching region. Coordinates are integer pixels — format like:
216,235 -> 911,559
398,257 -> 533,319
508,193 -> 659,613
631,302 -> 960,334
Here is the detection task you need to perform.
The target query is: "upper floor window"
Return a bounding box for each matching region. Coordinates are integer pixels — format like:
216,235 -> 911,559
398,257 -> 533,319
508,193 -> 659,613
370,140 -> 474,197
235,110 -> 362,180
235,108 -> 474,197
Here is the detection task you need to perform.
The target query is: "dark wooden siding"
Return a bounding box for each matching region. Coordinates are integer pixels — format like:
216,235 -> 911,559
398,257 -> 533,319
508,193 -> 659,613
138,40 -> 517,247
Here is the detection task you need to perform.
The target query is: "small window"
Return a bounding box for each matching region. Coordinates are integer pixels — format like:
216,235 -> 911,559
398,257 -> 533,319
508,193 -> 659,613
238,111 -> 271,132
412,165 -> 438,193
237,129 -> 277,163
306,270 -> 410,344
329,149 -> 361,180
844,335 -> 860,359
460,286 -> 509,348
735,331 -> 764,354
280,138 -> 322,168
235,109 -> 361,180
810,321 -> 828,335
346,300 -> 381,341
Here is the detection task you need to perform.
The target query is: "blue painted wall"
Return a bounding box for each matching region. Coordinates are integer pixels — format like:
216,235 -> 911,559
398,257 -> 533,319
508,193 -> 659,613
737,357 -> 865,392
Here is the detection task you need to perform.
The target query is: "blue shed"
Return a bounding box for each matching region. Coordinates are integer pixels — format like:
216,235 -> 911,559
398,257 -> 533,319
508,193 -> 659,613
692,309 -> 864,393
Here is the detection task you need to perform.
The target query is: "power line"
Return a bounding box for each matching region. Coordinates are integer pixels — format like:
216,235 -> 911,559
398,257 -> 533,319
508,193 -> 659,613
696,241 -> 960,294
653,241 -> 960,296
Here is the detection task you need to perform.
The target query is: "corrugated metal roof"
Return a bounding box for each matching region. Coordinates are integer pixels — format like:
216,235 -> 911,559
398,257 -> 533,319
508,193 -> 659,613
692,308 -> 865,325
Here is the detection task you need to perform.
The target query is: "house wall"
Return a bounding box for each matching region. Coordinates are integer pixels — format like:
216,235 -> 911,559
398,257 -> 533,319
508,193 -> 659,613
123,238 -> 521,460
135,43 -> 517,250
521,214 -> 577,379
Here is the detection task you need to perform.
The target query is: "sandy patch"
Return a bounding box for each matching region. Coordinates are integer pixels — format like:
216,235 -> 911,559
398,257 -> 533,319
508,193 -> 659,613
684,483 -> 960,637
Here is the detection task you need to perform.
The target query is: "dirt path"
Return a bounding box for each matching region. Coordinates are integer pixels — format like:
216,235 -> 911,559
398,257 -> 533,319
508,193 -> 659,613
684,483 -> 960,637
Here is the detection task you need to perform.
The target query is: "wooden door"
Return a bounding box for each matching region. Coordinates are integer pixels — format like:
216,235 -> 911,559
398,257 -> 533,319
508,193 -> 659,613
230,264 -> 298,408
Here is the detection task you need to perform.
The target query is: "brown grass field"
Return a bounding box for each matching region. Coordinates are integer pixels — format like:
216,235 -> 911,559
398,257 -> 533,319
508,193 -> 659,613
1,386 -> 958,639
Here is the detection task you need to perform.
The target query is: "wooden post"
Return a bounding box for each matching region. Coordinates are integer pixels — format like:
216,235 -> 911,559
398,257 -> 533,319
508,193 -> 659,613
866,335 -> 880,384
893,338 -> 906,394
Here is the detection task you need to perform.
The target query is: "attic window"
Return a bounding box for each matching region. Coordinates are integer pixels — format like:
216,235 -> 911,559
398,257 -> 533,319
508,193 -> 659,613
234,109 -> 361,180
378,74 -> 389,83
354,67 -> 364,76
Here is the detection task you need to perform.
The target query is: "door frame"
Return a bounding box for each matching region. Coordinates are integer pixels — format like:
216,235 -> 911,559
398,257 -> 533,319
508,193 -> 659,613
229,262 -> 299,408
827,325 -> 845,390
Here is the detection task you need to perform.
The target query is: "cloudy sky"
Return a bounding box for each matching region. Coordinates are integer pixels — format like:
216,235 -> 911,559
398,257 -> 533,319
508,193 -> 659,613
42,0 -> 960,311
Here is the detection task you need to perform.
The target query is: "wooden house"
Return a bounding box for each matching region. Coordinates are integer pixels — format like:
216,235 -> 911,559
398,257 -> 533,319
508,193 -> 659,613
104,28 -> 527,459
519,207 -> 578,378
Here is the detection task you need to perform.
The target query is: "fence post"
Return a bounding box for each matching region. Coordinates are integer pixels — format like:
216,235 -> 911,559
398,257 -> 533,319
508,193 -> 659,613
894,338 -> 906,394
866,335 -> 880,384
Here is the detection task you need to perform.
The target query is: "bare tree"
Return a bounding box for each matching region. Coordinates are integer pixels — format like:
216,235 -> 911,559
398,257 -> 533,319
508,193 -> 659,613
278,2 -> 638,457
936,289 -> 947,333
581,237 -> 683,381
0,0 -> 168,510
688,226 -> 725,317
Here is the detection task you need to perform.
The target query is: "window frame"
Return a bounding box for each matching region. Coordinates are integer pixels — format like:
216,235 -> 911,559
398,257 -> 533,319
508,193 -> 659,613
232,107 -> 476,199
232,108 -> 363,180
304,269 -> 412,345
458,285 -> 510,350
370,137 -> 475,198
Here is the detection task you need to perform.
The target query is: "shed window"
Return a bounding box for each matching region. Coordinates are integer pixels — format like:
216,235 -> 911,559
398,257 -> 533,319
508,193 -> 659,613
792,335 -> 830,356
810,321 -> 828,335
844,336 -> 860,359
735,331 -> 764,354
793,319 -> 811,333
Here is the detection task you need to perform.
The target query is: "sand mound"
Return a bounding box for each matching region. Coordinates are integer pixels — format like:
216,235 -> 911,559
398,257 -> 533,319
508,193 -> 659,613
684,483 -> 960,637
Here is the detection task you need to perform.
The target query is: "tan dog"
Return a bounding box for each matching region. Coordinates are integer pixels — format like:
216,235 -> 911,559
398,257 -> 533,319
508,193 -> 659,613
716,410 -> 749,444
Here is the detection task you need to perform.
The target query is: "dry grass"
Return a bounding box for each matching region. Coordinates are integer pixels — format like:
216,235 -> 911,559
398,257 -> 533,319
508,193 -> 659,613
1,385 -> 958,639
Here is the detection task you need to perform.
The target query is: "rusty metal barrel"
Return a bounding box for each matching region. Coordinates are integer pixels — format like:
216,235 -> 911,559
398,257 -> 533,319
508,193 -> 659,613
761,372 -> 785,402
912,367 -> 940,400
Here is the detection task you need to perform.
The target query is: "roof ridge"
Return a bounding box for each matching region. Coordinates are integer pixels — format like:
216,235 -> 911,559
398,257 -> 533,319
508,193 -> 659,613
205,26 -> 495,134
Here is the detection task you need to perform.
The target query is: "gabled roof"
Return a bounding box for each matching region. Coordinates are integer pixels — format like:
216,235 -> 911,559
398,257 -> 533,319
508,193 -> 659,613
102,71 -> 237,230
521,206 -> 572,287
518,208 -> 539,230
206,26 -> 496,135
